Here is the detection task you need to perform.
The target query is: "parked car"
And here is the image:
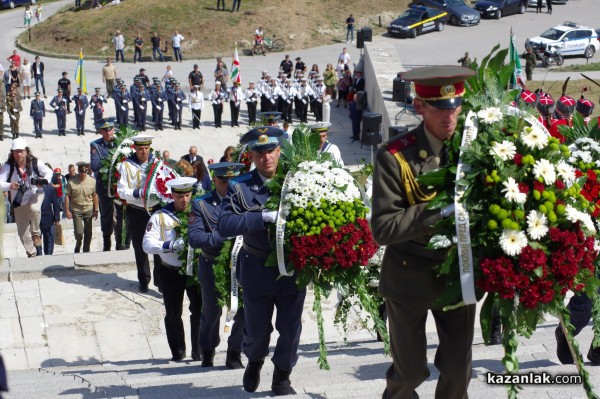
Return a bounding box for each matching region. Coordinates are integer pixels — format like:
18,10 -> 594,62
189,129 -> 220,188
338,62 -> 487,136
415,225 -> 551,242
387,5 -> 447,38
410,0 -> 480,26
474,0 -> 526,19
526,22 -> 599,59
0,0 -> 35,9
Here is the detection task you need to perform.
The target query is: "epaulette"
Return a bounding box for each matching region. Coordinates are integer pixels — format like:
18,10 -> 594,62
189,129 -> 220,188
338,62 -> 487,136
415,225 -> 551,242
386,132 -> 417,155
91,137 -> 102,147
193,193 -> 211,203
230,172 -> 253,186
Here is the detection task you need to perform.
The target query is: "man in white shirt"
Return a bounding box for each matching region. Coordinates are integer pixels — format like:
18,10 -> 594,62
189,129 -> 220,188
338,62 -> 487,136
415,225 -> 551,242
314,122 -> 344,166
112,30 -> 125,63
172,31 -> 185,62
338,47 -> 351,66
188,85 -> 204,129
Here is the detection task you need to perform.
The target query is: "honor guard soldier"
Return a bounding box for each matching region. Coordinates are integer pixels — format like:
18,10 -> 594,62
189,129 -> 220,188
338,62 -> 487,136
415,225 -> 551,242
576,95 -> 595,125
296,78 -> 314,123
117,134 -> 163,293
188,85 -> 204,129
209,81 -> 227,128
371,66 -> 477,399
314,122 -> 344,166
228,82 -> 242,127
151,83 -> 168,131
133,84 -> 151,131
72,87 -> 89,136
188,162 -> 246,369
50,88 -> 67,136
218,127 -> 306,396
312,77 -> 326,122
266,79 -> 283,113
90,87 -> 107,131
6,88 -> 22,139
115,84 -> 132,128
142,176 -> 202,362
244,81 -> 260,126
168,82 -> 185,130
30,92 -> 46,138
536,92 -> 555,132
550,95 -> 576,143
0,85 -> 5,140
91,118 -> 130,251
281,79 -> 296,124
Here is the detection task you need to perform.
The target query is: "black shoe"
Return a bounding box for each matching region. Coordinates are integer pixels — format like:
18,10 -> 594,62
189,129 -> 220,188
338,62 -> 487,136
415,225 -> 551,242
271,365 -> 296,396
139,284 -> 149,293
191,351 -> 201,361
243,360 -> 264,393
488,326 -> 502,346
201,349 -> 215,367
171,351 -> 185,362
588,346 -> 600,365
225,350 -> 244,369
555,326 -> 574,364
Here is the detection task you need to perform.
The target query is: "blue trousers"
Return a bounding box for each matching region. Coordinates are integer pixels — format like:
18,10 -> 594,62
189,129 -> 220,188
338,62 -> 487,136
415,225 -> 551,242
41,224 -> 55,255
238,249 -> 306,371
115,49 -> 124,62
173,47 -> 182,61
34,76 -> 46,95
152,47 -> 164,62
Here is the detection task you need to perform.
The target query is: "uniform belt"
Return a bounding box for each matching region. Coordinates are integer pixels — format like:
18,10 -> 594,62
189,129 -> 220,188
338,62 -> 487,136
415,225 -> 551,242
200,251 -> 219,262
162,261 -> 182,269
128,204 -> 159,212
242,243 -> 271,259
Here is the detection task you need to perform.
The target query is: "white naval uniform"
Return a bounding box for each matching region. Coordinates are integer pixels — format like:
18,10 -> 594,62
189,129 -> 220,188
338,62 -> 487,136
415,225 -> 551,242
116,156 -> 160,209
142,207 -> 182,267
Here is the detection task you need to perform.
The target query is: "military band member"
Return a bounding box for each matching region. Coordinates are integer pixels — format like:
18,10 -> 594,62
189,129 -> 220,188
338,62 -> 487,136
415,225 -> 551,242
228,82 -> 242,127
218,127 -> 305,396
265,79 -> 283,113
371,66 -> 477,399
209,81 -> 227,128
188,162 -> 246,369
72,87 -> 89,136
133,84 -> 151,131
151,83 -> 168,131
168,82 -> 185,130
142,176 -> 202,362
7,87 -> 22,139
244,81 -> 260,126
117,134 -> 163,293
114,84 -> 132,128
90,87 -> 107,131
188,85 -> 204,129
30,92 -> 45,138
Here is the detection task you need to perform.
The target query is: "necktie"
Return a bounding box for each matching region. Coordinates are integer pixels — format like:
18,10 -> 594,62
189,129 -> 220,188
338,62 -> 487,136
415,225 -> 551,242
439,144 -> 450,167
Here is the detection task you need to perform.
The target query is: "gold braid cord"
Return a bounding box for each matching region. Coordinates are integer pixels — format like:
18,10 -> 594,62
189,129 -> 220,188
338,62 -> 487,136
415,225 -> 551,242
393,152 -> 436,206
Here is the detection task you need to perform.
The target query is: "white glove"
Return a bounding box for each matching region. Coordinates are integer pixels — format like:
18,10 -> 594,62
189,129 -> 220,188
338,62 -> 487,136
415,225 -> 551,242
173,237 -> 185,252
10,115 -> 16,120
302,99 -> 307,104
175,105 -> 179,110
79,110 -> 83,115
54,106 -> 59,110
365,210 -> 372,223
13,108 -> 17,112
158,98 -> 162,103
262,209 -> 278,223
440,203 -> 455,219
156,106 -> 161,111
139,105 -> 144,110
123,100 -> 128,103
100,96 -> 105,101
177,98 -> 181,102
90,103 -> 95,107
270,99 -> 275,104
121,106 -> 126,111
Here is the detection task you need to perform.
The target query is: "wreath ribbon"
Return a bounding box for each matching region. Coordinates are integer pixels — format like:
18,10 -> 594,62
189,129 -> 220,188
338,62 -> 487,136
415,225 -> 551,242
275,172 -> 294,277
225,235 -> 244,333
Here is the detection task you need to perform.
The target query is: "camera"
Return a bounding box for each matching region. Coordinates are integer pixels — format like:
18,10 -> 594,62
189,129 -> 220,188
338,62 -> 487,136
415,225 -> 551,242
12,182 -> 28,208
30,177 -> 48,186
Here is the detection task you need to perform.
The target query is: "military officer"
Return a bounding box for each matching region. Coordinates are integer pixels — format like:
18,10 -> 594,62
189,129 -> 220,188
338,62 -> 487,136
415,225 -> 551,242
30,92 -> 46,138
260,111 -> 281,127
72,87 -> 89,136
228,82 -> 242,127
188,85 -> 204,129
89,87 -> 107,131
90,118 -> 130,251
218,126 -> 305,396
524,47 -> 536,81
168,82 -> 185,130
151,83 -> 168,131
114,84 -> 132,128
209,81 -> 227,128
371,66 -> 477,399
188,162 -> 246,369
244,81 -> 260,126
49,88 -> 67,136
7,87 -> 22,139
117,134 -> 163,293
142,176 -> 202,362
133,84 -> 151,131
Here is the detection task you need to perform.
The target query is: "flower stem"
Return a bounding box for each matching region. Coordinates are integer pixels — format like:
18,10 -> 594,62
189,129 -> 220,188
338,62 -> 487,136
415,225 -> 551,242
312,283 -> 330,370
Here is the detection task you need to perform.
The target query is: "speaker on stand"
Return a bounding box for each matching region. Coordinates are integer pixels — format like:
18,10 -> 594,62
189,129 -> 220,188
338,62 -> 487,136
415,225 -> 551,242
361,112 -> 383,165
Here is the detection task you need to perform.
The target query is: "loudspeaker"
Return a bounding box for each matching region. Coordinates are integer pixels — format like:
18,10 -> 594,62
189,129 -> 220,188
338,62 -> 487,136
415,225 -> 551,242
389,125 -> 408,139
393,74 -> 410,103
362,27 -> 373,42
362,112 -> 383,146
356,90 -> 368,110
357,29 -> 364,49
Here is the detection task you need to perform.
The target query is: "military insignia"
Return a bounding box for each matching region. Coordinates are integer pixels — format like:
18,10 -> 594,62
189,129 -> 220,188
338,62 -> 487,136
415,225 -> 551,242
226,170 -> 235,176
441,84 -> 456,97
189,215 -> 196,225
146,222 -> 153,232
91,148 -> 97,153
419,150 -> 428,159
258,134 -> 269,143
257,127 -> 268,134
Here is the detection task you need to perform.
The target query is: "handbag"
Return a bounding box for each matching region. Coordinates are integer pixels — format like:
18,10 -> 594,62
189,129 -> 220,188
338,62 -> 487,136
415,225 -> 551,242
55,223 -> 65,246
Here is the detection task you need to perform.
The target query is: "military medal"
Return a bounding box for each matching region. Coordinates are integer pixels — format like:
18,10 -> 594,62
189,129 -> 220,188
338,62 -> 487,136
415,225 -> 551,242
419,150 -> 428,159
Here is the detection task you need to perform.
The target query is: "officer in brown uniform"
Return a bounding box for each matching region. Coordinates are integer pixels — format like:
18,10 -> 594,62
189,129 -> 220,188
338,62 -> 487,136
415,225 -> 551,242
7,87 -> 22,139
371,65 -> 476,399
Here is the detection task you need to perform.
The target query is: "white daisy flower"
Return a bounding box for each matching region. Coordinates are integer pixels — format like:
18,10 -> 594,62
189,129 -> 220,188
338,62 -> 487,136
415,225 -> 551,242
556,160 -> 576,186
490,140 -> 517,161
477,107 -> 503,124
526,210 -> 549,240
565,205 -> 597,234
501,177 -> 527,204
532,159 -> 557,185
520,126 -> 548,150
499,229 -> 528,256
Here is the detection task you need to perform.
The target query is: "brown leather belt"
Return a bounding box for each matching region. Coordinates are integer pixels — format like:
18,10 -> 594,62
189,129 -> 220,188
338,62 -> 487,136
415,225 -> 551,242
242,243 -> 271,259
201,251 -> 219,262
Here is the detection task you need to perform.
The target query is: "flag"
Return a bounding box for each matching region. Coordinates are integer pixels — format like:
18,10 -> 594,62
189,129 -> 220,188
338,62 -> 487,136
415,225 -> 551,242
230,44 -> 241,85
74,49 -> 87,94
509,29 -> 525,89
